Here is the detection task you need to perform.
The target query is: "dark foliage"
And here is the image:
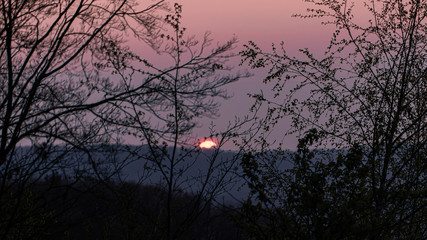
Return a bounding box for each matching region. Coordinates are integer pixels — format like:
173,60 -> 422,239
239,0 -> 427,239
2,175 -> 245,240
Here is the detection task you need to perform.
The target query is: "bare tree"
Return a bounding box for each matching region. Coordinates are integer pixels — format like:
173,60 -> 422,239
0,0 -> 167,238
94,4 -> 252,239
0,0 -> 253,238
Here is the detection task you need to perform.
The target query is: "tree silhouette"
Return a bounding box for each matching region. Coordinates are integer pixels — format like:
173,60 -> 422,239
96,4 -> 251,239
0,1 -> 251,239
0,0 -> 163,238
240,0 -> 427,239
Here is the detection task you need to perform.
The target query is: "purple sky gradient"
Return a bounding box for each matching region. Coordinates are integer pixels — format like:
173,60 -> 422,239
178,0 -> 334,50
124,1 -> 373,149
167,0 -> 337,149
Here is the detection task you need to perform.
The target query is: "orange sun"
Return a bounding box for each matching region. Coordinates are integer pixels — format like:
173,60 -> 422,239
199,140 -> 217,149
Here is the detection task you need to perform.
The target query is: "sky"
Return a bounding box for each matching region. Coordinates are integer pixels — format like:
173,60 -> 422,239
164,0 -> 337,150
177,0 -> 335,49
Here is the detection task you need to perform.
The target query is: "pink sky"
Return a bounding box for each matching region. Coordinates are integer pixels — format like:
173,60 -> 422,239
177,0 -> 333,50
169,0 -> 338,149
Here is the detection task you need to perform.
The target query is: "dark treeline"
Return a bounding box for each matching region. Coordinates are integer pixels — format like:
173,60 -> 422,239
3,174 -> 243,240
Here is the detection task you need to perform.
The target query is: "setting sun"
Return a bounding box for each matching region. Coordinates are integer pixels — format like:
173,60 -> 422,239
199,140 -> 217,149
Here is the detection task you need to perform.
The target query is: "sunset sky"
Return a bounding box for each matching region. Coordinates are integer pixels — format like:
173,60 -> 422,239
169,0 -> 338,149
177,0 -> 335,50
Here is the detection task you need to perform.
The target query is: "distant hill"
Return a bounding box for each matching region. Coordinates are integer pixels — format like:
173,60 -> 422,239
10,144 -> 341,204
